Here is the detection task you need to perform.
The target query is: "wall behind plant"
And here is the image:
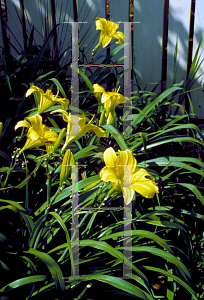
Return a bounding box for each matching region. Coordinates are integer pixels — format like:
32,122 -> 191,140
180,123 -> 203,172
0,0 -> 204,118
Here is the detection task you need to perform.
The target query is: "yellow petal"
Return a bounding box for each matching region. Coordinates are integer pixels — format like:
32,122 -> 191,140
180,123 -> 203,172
113,93 -> 124,107
25,86 -> 43,97
107,21 -> 119,32
131,180 -> 159,198
79,123 -> 106,138
132,168 -> 156,183
100,166 -> 120,183
43,130 -> 58,142
15,120 -> 30,130
104,147 -> 117,167
26,115 -> 43,134
55,98 -> 69,109
116,150 -> 128,179
122,187 -> 135,205
126,150 -> 137,173
95,18 -> 107,31
100,35 -> 112,48
114,31 -> 126,44
27,128 -> 42,141
51,109 -> 70,122
106,110 -> 115,125
101,92 -> 112,104
38,98 -> 54,114
118,150 -> 128,166
93,84 -> 106,97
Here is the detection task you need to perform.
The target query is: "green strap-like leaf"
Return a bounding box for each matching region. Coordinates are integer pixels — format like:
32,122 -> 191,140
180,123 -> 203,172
79,239 -> 152,293
100,230 -> 172,253
24,248 -> 65,295
143,266 -> 198,300
118,246 -> 191,282
103,124 -> 128,150
0,199 -> 34,234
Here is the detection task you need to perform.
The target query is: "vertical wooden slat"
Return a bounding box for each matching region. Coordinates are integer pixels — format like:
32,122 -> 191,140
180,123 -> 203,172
161,0 -> 169,93
185,0 -> 196,113
129,0 -> 134,86
129,0 -> 134,28
73,0 -> 78,22
20,0 -> 27,50
187,0 -> 196,77
0,0 -> 10,55
105,0 -> 110,58
50,0 -> 57,59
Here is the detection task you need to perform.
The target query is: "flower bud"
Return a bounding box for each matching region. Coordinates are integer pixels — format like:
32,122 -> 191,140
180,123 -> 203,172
60,149 -> 75,185
0,122 -> 3,136
99,109 -> 105,126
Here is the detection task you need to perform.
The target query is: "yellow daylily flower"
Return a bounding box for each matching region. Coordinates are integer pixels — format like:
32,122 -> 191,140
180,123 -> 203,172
100,147 -> 159,205
93,84 -> 130,125
51,109 -> 106,151
15,114 -> 58,153
95,17 -> 126,48
26,86 -> 69,114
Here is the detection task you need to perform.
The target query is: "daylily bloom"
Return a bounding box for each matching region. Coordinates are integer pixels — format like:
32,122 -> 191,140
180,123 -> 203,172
100,147 -> 159,205
51,109 -> 106,151
15,114 -> 58,153
95,18 -> 126,48
93,84 -> 130,125
26,86 -> 69,114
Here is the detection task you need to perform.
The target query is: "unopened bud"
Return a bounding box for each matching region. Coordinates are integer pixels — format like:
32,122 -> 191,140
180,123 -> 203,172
60,149 -> 75,186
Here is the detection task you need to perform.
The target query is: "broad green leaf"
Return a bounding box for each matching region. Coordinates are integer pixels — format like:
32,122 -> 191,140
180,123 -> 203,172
80,274 -> 154,299
103,124 -> 128,150
0,275 -> 48,294
118,246 -> 191,282
176,183 -> 204,206
47,212 -> 75,276
48,78 -> 67,98
0,199 -> 34,234
24,248 -> 65,295
100,230 -> 172,253
129,86 -> 183,134
79,239 -> 152,293
144,266 -> 198,300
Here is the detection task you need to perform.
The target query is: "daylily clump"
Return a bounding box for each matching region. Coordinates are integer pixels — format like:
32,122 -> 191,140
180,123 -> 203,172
15,114 -> 58,153
51,109 -> 106,151
93,84 -> 130,125
100,147 -> 159,204
95,17 -> 126,48
26,86 -> 69,114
